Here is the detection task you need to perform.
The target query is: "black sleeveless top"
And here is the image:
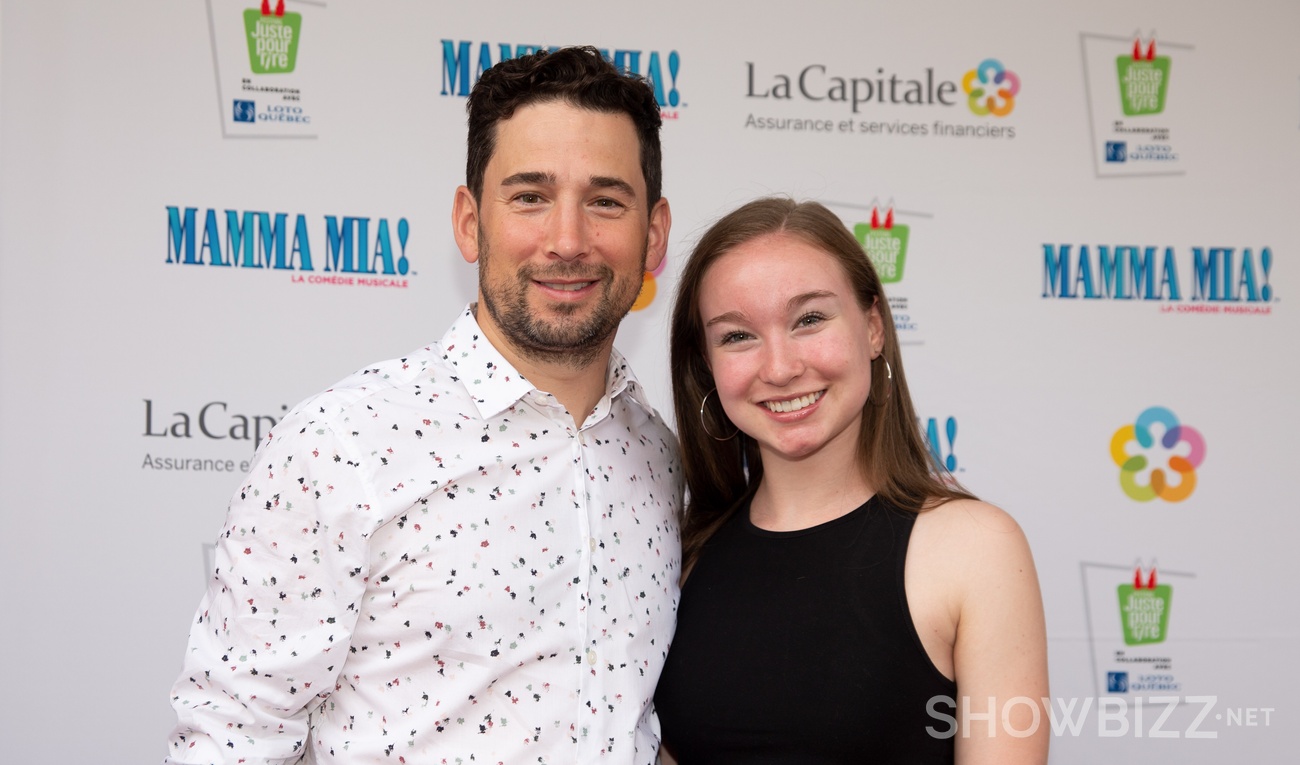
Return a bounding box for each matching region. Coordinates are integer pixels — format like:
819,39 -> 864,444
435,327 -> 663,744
654,496 -> 956,764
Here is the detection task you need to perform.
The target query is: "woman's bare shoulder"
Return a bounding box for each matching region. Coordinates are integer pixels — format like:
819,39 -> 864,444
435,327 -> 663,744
913,497 -> 1026,544
910,498 -> 1036,588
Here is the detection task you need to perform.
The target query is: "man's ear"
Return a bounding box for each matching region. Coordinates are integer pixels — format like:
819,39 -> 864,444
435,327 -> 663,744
451,186 -> 481,264
644,198 -> 672,273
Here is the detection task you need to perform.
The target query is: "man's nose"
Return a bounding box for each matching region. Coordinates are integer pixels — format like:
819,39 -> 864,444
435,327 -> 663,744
547,203 -> 590,261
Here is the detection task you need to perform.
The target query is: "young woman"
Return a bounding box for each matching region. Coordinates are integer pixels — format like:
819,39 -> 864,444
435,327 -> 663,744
654,198 -> 1048,764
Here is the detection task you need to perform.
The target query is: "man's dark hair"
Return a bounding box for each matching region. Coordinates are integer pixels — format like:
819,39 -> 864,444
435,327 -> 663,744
465,46 -> 664,210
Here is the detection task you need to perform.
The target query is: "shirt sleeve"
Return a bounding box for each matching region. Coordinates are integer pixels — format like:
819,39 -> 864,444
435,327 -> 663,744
165,410 -> 379,764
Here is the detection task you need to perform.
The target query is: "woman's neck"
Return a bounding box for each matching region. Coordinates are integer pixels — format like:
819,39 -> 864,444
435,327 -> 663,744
749,448 -> 874,532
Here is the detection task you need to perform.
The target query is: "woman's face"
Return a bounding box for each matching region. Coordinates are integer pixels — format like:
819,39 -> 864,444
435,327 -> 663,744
698,232 -> 884,468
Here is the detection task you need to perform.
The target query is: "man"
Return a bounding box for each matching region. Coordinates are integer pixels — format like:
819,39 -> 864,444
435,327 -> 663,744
166,47 -> 681,764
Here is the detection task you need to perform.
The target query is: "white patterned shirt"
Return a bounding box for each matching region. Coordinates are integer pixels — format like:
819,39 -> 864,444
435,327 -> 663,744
166,305 -> 683,765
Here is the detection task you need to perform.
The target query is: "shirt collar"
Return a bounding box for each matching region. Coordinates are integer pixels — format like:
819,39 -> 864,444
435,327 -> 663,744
604,345 -> 654,415
439,304 -> 655,421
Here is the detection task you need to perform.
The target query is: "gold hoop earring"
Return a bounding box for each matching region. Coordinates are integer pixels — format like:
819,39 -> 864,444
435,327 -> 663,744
700,388 -> 740,441
869,356 -> 893,406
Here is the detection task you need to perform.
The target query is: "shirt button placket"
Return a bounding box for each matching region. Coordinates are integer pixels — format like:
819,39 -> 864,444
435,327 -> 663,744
570,423 -> 595,757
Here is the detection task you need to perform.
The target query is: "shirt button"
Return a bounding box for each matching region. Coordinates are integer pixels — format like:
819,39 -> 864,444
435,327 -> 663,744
589,538 -> 597,552
587,649 -> 597,665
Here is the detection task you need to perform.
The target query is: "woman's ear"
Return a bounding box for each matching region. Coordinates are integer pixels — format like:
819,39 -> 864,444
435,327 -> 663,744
868,299 -> 886,358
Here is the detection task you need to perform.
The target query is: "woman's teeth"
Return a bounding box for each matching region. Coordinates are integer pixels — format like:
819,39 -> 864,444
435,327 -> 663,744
765,391 -> 823,413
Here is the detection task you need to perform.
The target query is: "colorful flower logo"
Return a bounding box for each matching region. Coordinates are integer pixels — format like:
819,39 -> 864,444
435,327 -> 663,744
962,59 -> 1019,117
1110,406 -> 1205,502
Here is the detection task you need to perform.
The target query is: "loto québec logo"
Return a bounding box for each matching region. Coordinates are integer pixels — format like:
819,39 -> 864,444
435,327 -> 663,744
1110,406 -> 1205,502
962,59 -> 1019,116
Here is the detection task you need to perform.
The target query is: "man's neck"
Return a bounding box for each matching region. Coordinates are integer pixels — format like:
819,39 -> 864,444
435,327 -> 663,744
474,305 -> 613,428
517,350 -> 612,428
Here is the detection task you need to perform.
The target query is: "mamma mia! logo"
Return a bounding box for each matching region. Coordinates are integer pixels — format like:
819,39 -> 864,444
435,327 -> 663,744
1042,244 -> 1275,312
440,41 -> 682,111
166,207 -> 412,278
922,416 -> 959,473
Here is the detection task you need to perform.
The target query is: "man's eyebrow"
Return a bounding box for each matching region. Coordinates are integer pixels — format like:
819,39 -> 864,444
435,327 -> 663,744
500,171 -> 556,187
498,173 -> 635,199
590,176 -> 636,197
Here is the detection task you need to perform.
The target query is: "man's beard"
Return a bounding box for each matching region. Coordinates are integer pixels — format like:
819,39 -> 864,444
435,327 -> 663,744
477,231 -> 647,369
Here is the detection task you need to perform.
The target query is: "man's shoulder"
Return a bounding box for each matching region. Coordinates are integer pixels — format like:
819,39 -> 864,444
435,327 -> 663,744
280,342 -> 468,431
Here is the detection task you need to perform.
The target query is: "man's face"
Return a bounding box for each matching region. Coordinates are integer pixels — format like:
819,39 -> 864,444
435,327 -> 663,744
454,100 -> 669,368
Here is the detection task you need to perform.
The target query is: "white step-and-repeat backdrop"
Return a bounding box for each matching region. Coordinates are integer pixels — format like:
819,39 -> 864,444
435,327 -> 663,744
1,1 -> 1296,761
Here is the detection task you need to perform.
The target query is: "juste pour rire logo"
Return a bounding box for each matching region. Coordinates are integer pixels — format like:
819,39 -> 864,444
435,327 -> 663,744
1102,35 -> 1172,165
165,207 -> 414,288
835,199 -> 923,338
244,1 -> 301,74
855,205 -> 909,284
440,41 -> 682,116
1110,406 -> 1205,502
1118,36 -> 1170,117
1081,30 -> 1185,176
1119,565 -> 1172,646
